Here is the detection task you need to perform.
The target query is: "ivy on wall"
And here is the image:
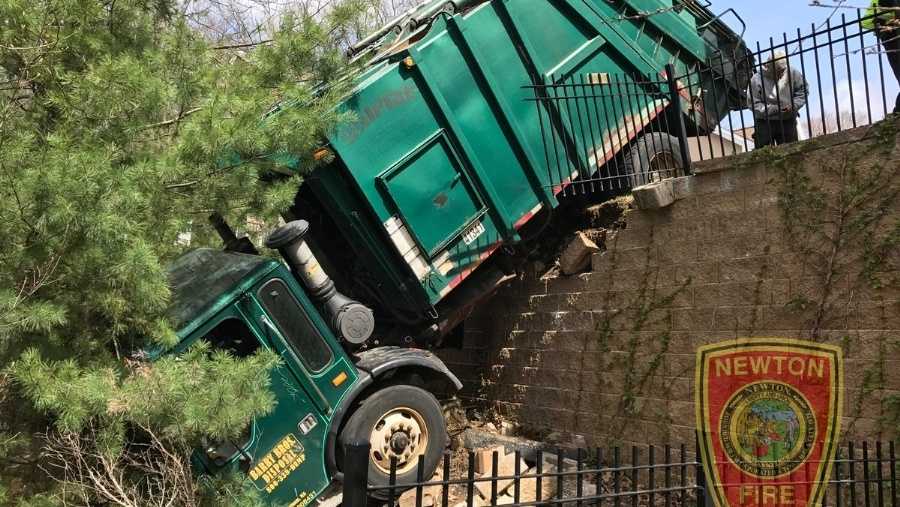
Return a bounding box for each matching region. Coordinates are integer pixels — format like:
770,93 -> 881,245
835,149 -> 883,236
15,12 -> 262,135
771,119 -> 899,436
589,226 -> 692,446
587,117 -> 900,444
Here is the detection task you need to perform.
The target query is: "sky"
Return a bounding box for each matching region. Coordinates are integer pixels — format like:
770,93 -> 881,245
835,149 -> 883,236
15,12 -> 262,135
712,0 -> 858,48
705,0 -> 899,134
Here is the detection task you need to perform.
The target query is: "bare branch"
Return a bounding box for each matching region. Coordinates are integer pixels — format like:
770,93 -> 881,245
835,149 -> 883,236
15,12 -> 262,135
42,422 -> 201,506
136,107 -> 203,131
211,39 -> 272,49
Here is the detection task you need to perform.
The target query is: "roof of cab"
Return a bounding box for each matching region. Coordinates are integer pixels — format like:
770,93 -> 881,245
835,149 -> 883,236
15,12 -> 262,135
165,248 -> 280,338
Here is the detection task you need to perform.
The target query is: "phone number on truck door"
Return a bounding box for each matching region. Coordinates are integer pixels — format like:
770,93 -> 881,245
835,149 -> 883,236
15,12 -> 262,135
249,434 -> 306,493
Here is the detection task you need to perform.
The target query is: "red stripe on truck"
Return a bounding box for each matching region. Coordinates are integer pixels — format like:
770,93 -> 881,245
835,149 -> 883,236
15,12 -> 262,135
446,241 -> 503,290
445,99 -> 668,292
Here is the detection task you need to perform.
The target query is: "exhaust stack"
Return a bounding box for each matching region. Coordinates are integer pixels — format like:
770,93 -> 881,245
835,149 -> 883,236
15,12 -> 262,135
265,220 -> 375,345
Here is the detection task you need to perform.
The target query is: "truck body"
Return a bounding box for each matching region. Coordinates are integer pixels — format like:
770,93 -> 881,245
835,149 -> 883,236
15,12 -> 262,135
166,1 -> 752,502
290,0 -> 751,344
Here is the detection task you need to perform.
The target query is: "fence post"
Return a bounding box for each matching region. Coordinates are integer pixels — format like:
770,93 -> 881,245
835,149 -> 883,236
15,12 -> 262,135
342,440 -> 370,507
695,431 -> 713,507
664,63 -> 693,176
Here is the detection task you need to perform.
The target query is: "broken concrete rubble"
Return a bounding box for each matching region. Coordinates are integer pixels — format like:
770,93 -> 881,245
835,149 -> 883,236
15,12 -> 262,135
388,413 -> 614,507
494,494 -> 515,505
558,231 -> 600,275
398,487 -> 439,507
498,421 -> 517,436
514,467 -> 540,503
671,175 -> 693,200
462,428 -> 584,464
397,471 -> 443,507
459,430 -> 602,505
472,446 -> 529,499
540,451 -> 579,471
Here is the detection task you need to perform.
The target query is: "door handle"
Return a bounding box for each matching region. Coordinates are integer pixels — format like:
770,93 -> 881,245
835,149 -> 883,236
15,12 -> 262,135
298,413 -> 318,435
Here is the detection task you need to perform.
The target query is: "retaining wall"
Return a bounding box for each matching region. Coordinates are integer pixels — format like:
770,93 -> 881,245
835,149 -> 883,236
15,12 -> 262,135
438,117 -> 900,447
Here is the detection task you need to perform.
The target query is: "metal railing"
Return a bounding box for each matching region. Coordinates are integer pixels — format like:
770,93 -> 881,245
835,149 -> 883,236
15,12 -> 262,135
342,439 -> 898,506
527,65 -> 692,196
528,9 -> 899,196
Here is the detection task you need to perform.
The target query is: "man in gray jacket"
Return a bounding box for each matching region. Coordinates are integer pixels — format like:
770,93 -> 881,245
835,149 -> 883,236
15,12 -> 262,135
749,52 -> 809,147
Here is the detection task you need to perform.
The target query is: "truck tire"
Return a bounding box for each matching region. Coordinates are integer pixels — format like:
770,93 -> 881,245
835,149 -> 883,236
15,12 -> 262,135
623,132 -> 685,187
339,385 -> 447,499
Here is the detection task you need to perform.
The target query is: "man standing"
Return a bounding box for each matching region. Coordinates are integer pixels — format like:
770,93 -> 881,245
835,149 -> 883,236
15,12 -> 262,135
750,52 -> 810,147
865,0 -> 899,113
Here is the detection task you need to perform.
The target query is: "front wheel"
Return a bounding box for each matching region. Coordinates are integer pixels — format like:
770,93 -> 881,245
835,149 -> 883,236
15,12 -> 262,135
623,132 -> 686,187
339,385 -> 447,499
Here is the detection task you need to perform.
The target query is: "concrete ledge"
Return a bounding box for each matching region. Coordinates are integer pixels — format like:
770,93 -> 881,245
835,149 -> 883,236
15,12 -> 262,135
671,175 -> 694,200
632,179 -> 675,209
691,115 -> 898,175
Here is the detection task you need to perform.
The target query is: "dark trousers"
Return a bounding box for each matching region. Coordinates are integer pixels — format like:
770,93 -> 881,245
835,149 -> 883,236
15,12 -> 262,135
754,117 -> 799,147
877,0 -> 900,113
880,33 -> 900,114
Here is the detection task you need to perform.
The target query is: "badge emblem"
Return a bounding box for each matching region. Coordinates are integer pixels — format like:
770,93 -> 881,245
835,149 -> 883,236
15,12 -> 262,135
695,339 -> 843,507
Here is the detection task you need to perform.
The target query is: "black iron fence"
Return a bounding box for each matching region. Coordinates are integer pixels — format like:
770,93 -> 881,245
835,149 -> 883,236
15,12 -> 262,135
527,66 -> 692,196
342,439 -> 898,506
529,8 -> 899,196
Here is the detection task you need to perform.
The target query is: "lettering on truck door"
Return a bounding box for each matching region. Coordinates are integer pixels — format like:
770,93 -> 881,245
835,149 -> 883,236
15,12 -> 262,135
231,290 -> 334,506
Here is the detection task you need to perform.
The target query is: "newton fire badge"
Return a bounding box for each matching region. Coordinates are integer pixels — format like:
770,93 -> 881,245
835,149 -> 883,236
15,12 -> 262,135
695,338 -> 843,507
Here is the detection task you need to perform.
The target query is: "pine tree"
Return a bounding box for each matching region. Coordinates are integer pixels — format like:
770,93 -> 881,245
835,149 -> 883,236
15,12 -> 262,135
0,0 -> 370,502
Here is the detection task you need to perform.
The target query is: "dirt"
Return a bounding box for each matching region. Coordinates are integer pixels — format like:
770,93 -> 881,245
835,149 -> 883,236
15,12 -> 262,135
413,403 -> 700,507
519,195 -> 632,279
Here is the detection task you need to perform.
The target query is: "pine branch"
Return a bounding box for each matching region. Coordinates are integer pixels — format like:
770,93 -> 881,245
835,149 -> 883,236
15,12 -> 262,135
211,39 -> 272,50
136,107 -> 202,131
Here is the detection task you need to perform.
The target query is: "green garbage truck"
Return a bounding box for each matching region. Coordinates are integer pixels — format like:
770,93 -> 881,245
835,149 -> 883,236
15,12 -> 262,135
168,0 -> 750,503
287,0 -> 750,348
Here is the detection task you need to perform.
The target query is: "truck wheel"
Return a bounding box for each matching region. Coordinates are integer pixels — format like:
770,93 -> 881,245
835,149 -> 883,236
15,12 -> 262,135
339,385 -> 447,499
623,132 -> 685,187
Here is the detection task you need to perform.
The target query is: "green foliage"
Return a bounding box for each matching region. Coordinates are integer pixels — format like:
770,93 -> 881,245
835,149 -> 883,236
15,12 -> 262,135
0,0 -> 371,502
14,343 -> 279,442
199,474 -> 269,507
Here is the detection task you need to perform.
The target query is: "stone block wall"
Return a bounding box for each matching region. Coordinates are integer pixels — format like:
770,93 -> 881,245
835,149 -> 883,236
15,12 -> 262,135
438,117 -> 900,448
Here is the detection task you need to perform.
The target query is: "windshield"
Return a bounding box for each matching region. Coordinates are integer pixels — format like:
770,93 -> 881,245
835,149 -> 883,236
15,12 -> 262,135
166,249 -> 274,331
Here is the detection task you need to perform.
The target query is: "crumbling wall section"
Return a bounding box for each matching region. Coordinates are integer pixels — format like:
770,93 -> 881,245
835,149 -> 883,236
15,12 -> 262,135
438,117 -> 900,447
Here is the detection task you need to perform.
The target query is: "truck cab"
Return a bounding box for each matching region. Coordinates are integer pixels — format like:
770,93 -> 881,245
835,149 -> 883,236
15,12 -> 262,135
164,221 -> 459,505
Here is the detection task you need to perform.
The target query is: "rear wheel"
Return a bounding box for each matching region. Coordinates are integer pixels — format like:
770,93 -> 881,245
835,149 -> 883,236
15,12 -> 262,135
339,385 -> 447,499
623,132 -> 686,187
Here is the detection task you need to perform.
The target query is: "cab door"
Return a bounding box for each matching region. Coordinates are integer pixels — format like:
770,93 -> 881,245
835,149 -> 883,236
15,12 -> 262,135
240,275 -> 357,505
190,303 -> 328,506
188,304 -> 328,507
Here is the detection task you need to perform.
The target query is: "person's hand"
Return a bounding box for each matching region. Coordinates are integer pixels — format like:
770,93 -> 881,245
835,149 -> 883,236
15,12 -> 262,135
782,106 -> 793,113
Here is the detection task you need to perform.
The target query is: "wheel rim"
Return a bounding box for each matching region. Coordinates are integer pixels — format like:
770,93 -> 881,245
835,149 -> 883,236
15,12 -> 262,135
647,151 -> 679,182
369,406 -> 429,475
